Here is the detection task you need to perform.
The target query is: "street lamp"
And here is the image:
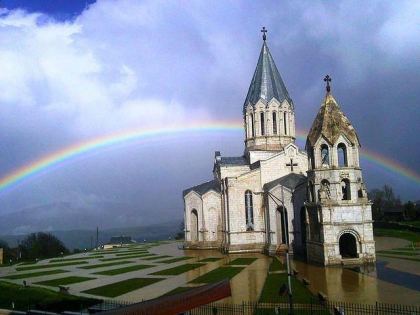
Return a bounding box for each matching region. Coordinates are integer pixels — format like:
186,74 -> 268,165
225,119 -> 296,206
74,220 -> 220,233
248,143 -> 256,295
255,187 -> 294,314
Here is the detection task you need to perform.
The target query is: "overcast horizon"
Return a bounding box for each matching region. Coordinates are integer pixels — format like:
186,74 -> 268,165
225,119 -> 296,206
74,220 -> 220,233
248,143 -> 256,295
0,1 -> 419,233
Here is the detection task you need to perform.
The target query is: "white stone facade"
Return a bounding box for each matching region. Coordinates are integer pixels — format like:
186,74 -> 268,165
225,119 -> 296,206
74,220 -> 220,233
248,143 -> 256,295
182,37 -> 376,265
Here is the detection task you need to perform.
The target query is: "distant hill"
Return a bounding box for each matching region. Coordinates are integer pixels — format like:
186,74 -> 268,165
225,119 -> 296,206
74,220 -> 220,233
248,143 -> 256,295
0,201 -> 182,250
0,201 -> 182,234
0,221 -> 181,250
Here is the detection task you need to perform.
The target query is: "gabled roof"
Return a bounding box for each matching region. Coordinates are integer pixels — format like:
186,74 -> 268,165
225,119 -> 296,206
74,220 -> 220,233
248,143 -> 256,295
183,179 -> 221,197
306,92 -> 359,148
218,156 -> 249,167
243,41 -> 293,114
264,173 -> 307,191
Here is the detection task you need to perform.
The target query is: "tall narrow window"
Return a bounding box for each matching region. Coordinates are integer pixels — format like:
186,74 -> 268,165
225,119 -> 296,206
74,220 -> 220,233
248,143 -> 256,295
272,112 -> 277,134
337,143 -> 348,167
283,112 -> 288,135
245,190 -> 254,230
341,179 -> 351,200
260,112 -> 265,136
250,113 -> 254,137
321,144 -> 329,166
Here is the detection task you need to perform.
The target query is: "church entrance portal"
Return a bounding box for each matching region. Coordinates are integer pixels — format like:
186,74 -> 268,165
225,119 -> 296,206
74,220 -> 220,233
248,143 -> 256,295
339,233 -> 358,258
276,206 -> 289,244
190,209 -> 199,243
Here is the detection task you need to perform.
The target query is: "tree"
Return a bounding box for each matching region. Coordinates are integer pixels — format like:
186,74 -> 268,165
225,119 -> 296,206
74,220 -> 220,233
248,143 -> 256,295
19,232 -> 69,260
368,185 -> 403,221
404,201 -> 418,220
175,220 -> 185,240
0,239 -> 14,263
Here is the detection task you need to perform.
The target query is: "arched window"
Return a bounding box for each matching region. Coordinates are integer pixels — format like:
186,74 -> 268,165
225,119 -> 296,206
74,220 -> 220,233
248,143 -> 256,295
260,112 -> 265,136
321,144 -> 329,166
309,181 -> 315,202
341,179 -> 351,200
250,113 -> 255,137
245,190 -> 254,230
338,143 -> 348,167
272,112 -> 277,135
320,179 -> 331,200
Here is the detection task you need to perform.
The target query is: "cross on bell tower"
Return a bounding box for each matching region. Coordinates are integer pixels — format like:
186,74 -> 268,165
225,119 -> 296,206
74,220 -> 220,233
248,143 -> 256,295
324,75 -> 332,92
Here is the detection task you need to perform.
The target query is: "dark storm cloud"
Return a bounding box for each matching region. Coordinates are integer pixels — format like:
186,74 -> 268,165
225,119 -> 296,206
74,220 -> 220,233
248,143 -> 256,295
0,1 -> 419,232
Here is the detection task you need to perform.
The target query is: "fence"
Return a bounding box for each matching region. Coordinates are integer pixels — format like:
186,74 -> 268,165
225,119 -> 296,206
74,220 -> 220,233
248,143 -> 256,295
185,300 -> 420,315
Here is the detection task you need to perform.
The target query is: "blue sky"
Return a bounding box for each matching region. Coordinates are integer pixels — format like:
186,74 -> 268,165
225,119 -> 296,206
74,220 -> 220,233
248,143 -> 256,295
0,1 -> 419,233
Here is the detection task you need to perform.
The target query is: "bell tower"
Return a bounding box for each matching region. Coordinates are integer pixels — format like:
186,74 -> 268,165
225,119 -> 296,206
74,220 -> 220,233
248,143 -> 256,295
243,28 -> 296,154
304,76 -> 376,265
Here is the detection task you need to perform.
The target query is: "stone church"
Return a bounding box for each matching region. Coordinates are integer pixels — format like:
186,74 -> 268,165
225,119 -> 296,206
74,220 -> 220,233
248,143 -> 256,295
182,30 -> 376,266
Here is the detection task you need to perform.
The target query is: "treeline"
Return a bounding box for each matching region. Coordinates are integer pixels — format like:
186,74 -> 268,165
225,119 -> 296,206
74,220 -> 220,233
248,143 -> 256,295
1,232 -> 69,264
368,184 -> 420,221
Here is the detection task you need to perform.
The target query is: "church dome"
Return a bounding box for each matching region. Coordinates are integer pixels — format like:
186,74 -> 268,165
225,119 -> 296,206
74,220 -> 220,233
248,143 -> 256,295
243,39 -> 293,115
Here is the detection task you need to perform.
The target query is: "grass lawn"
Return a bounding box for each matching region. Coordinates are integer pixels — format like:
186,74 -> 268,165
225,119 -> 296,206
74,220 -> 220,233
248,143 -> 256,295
399,221 -> 420,227
376,250 -> 419,256
78,260 -> 134,269
142,255 -> 171,261
115,251 -> 149,256
189,266 -> 245,284
374,228 -> 420,243
155,257 -> 193,264
3,269 -> 69,280
269,258 -> 285,272
0,281 -> 99,312
198,257 -> 222,262
99,254 -> 154,262
227,258 -> 258,265
150,263 -> 206,276
34,276 -> 96,287
81,278 -> 164,298
93,264 -> 154,275
259,273 -> 314,303
16,261 -> 88,271
49,257 -> 102,263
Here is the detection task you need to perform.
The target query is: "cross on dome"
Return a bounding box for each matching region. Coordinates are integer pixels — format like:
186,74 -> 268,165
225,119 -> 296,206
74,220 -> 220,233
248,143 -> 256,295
261,27 -> 267,41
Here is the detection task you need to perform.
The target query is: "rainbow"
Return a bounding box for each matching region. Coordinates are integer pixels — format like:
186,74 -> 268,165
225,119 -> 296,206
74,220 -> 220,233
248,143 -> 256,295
1,121 -> 419,195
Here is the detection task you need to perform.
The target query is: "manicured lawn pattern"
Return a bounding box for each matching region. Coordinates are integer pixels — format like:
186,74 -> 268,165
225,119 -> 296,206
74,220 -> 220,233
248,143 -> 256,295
143,255 -> 171,261
198,257 -> 222,262
17,261 -> 88,271
34,276 -> 96,287
3,269 -> 69,280
78,261 -> 134,269
50,257 -> 102,263
93,264 -> 154,275
150,263 -> 205,276
99,254 -> 155,262
227,258 -> 258,265
155,257 -> 193,264
82,278 -> 164,298
189,266 -> 245,284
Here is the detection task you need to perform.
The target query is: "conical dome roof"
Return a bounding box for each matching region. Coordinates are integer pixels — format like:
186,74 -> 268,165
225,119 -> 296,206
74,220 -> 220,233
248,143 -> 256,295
243,41 -> 293,114
306,92 -> 359,147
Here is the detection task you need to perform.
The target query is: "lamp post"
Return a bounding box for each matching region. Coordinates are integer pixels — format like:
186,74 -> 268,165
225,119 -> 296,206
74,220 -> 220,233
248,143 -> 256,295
255,187 -> 294,314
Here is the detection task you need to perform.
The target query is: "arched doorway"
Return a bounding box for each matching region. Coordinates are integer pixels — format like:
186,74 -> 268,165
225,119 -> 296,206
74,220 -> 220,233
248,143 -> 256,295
339,233 -> 358,258
190,209 -> 199,243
